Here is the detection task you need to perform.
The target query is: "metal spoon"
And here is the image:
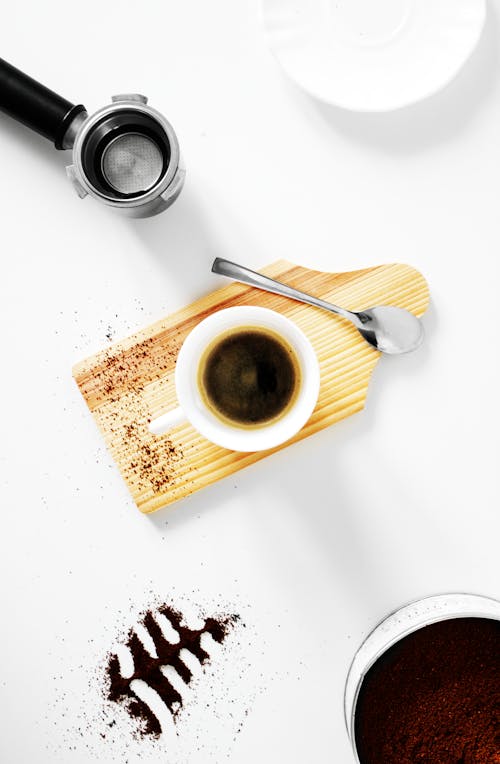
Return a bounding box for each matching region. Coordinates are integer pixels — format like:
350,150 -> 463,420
211,258 -> 424,355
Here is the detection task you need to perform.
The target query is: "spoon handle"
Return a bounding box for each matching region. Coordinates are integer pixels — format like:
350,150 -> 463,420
211,258 -> 355,323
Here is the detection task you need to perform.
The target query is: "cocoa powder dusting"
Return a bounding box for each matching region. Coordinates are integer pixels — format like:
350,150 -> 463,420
106,604 -> 239,738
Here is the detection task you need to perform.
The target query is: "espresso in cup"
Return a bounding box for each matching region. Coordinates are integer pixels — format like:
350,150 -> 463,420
149,306 -> 320,452
198,326 -> 301,428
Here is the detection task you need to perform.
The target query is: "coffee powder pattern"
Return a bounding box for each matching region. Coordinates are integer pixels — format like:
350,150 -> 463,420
106,604 -> 238,738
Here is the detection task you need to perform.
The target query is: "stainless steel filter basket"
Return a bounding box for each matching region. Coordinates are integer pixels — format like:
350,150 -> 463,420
0,58 -> 184,217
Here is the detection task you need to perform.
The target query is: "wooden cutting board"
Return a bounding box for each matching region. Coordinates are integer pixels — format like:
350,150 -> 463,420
73,261 -> 429,514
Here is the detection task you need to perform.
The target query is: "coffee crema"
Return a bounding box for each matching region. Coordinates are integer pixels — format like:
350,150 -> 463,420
198,326 -> 301,428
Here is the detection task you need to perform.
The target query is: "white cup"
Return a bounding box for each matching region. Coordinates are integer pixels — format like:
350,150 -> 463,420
149,306 -> 320,452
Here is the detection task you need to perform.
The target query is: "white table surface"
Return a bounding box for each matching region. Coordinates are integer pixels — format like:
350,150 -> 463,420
1,1 -> 499,762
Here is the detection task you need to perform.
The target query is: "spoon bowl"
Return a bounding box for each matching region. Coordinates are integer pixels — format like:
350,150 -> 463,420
356,305 -> 425,354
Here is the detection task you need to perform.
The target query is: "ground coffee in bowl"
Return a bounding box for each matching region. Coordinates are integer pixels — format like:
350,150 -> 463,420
355,617 -> 500,763
344,594 -> 500,764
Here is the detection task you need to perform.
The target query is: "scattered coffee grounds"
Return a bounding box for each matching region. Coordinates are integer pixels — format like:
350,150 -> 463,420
85,336 -> 184,496
354,617 -> 500,764
91,335 -> 179,405
106,604 -> 238,738
124,419 -> 183,495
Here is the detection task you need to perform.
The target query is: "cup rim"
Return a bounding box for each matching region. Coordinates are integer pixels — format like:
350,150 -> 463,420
175,306 -> 320,451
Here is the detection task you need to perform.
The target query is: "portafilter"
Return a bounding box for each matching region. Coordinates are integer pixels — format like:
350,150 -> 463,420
0,58 -> 185,217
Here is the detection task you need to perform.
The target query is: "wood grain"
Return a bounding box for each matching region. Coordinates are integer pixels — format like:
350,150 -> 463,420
73,261 -> 429,513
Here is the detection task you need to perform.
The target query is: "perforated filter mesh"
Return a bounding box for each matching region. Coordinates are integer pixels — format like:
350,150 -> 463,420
101,133 -> 163,195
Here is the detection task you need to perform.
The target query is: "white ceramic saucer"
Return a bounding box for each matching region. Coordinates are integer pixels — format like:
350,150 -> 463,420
261,0 -> 486,111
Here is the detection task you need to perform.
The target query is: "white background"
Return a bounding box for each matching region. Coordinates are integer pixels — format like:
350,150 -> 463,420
1,1 -> 499,762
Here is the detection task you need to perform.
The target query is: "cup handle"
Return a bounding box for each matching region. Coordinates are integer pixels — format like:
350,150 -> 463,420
149,406 -> 186,436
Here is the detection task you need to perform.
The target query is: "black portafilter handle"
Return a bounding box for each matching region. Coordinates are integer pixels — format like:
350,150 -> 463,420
0,58 -> 86,150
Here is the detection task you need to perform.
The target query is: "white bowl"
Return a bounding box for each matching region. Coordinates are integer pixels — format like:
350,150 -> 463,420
261,0 -> 486,111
